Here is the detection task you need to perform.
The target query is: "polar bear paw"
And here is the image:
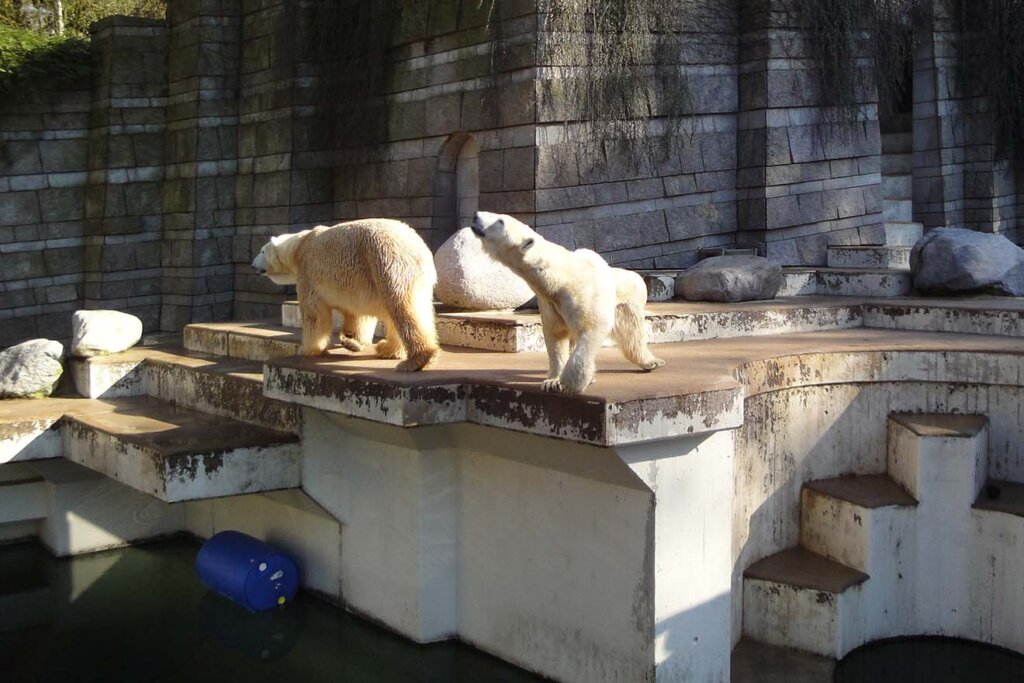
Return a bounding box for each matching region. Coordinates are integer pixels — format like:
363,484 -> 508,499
641,357 -> 666,371
375,338 -> 405,360
541,379 -> 562,393
396,347 -> 440,373
337,336 -> 363,353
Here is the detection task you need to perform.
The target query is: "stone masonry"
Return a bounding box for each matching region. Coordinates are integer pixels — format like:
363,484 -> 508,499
1,0 -> 1022,346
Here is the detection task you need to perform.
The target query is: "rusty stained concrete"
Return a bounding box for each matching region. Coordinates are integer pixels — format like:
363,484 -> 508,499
264,328 -> 1024,446
52,396 -> 300,503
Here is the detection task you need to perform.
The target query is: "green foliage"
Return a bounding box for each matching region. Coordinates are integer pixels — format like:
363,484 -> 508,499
960,0 -> 1024,158
0,24 -> 89,93
0,0 -> 165,36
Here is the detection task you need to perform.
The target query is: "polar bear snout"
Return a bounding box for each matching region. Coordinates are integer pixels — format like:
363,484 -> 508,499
251,252 -> 268,274
470,212 -> 487,237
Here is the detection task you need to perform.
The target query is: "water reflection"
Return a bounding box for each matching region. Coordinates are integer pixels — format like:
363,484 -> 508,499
836,637 -> 1024,682
0,539 -> 543,683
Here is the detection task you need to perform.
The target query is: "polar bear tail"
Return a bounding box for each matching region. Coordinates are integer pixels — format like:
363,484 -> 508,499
613,300 -> 665,372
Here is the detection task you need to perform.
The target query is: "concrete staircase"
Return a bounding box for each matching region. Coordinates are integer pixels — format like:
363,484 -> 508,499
742,413 -> 1024,659
779,129 -> 923,299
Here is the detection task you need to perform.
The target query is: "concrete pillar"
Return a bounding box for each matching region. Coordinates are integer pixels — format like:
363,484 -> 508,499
83,18 -> 168,331
737,0 -> 884,265
159,0 -> 243,330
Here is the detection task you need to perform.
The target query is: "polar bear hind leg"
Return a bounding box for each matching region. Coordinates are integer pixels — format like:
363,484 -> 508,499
613,300 -> 665,371
386,283 -> 440,372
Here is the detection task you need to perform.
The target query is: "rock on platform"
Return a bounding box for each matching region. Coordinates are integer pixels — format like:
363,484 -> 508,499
676,255 -> 783,303
70,310 -> 143,357
434,227 -> 534,311
0,340 -> 64,399
911,227 -> 1024,296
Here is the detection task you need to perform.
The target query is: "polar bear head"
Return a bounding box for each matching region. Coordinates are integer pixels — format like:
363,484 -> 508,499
251,230 -> 311,286
470,211 -> 543,273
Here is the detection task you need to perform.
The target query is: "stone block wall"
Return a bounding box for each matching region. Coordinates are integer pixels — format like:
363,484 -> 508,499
0,87 -> 91,347
4,0 -> 1024,347
738,0 -> 883,266
83,17 -> 169,333
532,1 -> 739,269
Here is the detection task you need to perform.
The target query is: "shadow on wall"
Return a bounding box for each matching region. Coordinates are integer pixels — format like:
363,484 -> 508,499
432,132 -> 479,251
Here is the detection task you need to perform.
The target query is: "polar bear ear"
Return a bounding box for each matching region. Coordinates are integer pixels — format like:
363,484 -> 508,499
521,238 -> 535,251
270,234 -> 288,248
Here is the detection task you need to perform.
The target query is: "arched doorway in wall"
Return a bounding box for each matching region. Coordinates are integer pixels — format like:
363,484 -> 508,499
432,133 -> 479,251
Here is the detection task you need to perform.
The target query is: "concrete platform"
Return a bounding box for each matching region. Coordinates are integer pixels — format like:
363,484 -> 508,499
61,396 -> 301,503
264,328 -> 1024,446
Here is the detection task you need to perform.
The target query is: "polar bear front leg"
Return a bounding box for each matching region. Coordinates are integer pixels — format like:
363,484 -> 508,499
297,287 -> 333,357
538,300 -> 569,393
555,330 -> 603,395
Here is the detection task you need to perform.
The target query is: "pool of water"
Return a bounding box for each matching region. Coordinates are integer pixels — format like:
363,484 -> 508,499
0,539 -> 544,683
835,636 -> 1024,682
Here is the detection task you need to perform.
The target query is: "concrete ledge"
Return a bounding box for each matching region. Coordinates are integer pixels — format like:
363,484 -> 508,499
264,329 -> 1024,446
60,397 -> 301,503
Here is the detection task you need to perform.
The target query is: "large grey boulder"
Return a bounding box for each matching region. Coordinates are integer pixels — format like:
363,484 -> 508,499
911,227 -> 1024,296
435,227 -> 535,311
0,339 -> 64,399
675,255 -> 783,303
70,310 -> 143,357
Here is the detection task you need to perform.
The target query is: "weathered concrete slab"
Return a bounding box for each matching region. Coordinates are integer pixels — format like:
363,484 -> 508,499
265,329 -> 1024,446
781,268 -> 914,297
731,640 -> 835,683
61,396 -> 300,503
827,245 -> 912,270
0,398 -> 116,464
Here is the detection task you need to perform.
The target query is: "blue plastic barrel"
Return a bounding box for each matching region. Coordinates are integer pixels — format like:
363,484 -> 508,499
195,531 -> 300,613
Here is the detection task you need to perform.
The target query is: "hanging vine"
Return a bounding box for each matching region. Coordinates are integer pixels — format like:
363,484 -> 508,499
960,0 -> 1024,158
537,0 -> 735,152
792,0 -> 926,117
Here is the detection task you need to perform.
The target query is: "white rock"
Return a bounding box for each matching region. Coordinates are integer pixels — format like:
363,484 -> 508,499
70,310 -> 143,357
0,339 -> 64,399
911,227 -> 1024,296
434,227 -> 535,311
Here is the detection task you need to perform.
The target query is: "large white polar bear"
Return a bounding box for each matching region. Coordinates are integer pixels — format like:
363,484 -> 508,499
471,211 -> 665,395
251,219 -> 440,372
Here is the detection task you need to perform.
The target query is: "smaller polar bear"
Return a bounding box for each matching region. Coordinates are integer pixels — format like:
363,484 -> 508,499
471,211 -> 664,395
252,219 -> 440,372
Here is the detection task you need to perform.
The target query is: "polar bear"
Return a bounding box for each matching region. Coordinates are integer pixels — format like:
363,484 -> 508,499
471,211 -> 664,395
251,219 -> 440,372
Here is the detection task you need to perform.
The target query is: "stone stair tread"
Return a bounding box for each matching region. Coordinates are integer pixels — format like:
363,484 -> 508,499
744,547 -> 868,593
974,479 -> 1024,518
65,396 -> 297,457
804,474 -> 917,508
888,413 -> 988,438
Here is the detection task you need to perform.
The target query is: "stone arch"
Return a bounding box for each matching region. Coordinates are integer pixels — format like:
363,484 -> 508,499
432,132 -> 479,250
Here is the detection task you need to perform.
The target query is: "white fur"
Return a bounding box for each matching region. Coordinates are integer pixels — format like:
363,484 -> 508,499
471,211 -> 664,395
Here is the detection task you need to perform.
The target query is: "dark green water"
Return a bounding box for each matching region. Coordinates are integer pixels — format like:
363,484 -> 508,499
835,637 -> 1024,682
0,539 -> 544,683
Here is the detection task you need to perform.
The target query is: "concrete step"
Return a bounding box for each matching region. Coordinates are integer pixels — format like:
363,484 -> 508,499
731,640 -> 835,683
974,479 -> 1024,518
143,351 -> 301,433
863,299 -> 1024,337
1,398 -> 114,465
882,153 -> 912,175
800,474 -> 917,573
887,413 -> 989,504
61,396 -> 301,503
882,175 -> 912,201
0,463 -> 48,526
827,245 -> 912,269
879,222 -> 923,247
743,547 -> 867,658
883,199 -> 913,223
780,268 -> 914,298
882,132 -> 912,155
226,300 -> 859,356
